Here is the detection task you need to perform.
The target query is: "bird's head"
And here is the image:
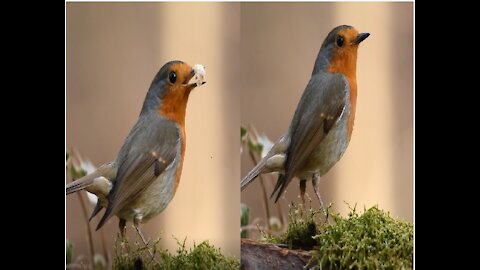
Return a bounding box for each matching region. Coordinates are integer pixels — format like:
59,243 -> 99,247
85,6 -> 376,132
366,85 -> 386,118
313,25 -> 369,75
141,61 -> 206,118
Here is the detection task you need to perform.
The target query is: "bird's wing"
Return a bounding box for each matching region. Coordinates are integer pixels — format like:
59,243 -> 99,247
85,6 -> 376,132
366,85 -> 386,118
272,73 -> 347,202
96,115 -> 180,229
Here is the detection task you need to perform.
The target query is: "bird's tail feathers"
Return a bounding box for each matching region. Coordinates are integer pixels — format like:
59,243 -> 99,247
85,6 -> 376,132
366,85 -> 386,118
89,201 -> 104,221
66,172 -> 100,195
241,158 -> 268,190
96,203 -> 115,230
271,173 -> 295,203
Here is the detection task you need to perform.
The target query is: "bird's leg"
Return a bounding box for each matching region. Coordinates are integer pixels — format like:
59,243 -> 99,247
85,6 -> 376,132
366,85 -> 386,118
133,217 -> 149,245
299,179 -> 307,215
312,172 -> 328,220
119,218 -> 127,239
299,179 -> 307,206
133,217 -> 155,258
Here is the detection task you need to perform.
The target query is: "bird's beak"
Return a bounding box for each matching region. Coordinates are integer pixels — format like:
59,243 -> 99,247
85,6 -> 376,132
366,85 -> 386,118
354,32 -> 370,45
185,64 -> 207,90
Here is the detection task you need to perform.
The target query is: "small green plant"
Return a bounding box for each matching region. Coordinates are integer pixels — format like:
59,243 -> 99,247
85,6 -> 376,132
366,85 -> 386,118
264,201 -> 325,250
113,237 -> 240,270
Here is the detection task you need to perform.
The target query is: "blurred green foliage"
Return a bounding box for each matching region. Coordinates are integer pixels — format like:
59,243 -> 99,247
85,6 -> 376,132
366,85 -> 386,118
66,240 -> 73,265
240,203 -> 250,238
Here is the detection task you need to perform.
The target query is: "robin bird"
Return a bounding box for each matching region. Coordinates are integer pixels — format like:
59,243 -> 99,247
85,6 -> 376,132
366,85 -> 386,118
241,25 -> 369,216
66,61 -> 206,244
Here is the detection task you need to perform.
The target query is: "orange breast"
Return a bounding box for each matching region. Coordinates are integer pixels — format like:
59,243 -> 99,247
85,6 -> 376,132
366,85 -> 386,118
346,79 -> 357,140
157,85 -> 191,195
173,126 -> 185,194
327,52 -> 357,140
158,87 -> 190,127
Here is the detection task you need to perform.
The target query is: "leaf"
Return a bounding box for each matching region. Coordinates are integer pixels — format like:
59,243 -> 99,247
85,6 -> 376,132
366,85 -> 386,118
240,126 -> 247,140
241,203 -> 250,238
240,203 -> 250,226
70,164 -> 87,180
247,138 -> 263,157
256,132 -> 274,158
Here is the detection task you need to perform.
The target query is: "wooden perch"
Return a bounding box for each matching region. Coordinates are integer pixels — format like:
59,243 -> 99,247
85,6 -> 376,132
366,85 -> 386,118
241,239 -> 318,270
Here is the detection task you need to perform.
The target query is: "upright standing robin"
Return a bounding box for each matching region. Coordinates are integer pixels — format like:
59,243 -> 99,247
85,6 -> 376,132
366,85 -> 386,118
66,61 -> 206,243
241,25 -> 369,215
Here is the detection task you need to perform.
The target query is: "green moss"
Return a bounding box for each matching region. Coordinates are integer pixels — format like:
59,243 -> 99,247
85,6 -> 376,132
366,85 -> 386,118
314,205 -> 413,269
113,237 -> 239,270
266,202 -> 324,250
265,203 -> 413,270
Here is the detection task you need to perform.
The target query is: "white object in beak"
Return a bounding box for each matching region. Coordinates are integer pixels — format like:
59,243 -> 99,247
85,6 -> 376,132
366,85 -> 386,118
192,64 -> 206,86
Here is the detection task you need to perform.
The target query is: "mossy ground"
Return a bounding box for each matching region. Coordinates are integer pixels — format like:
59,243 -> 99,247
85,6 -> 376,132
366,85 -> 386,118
113,237 -> 239,270
264,203 -> 413,270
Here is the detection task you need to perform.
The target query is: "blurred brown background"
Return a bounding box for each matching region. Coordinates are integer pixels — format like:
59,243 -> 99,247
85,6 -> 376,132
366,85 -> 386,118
66,2 -> 240,261
240,2 -> 413,233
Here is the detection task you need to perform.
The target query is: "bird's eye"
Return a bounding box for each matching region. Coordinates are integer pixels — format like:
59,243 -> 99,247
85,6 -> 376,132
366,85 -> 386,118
169,71 -> 177,84
336,36 -> 344,47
